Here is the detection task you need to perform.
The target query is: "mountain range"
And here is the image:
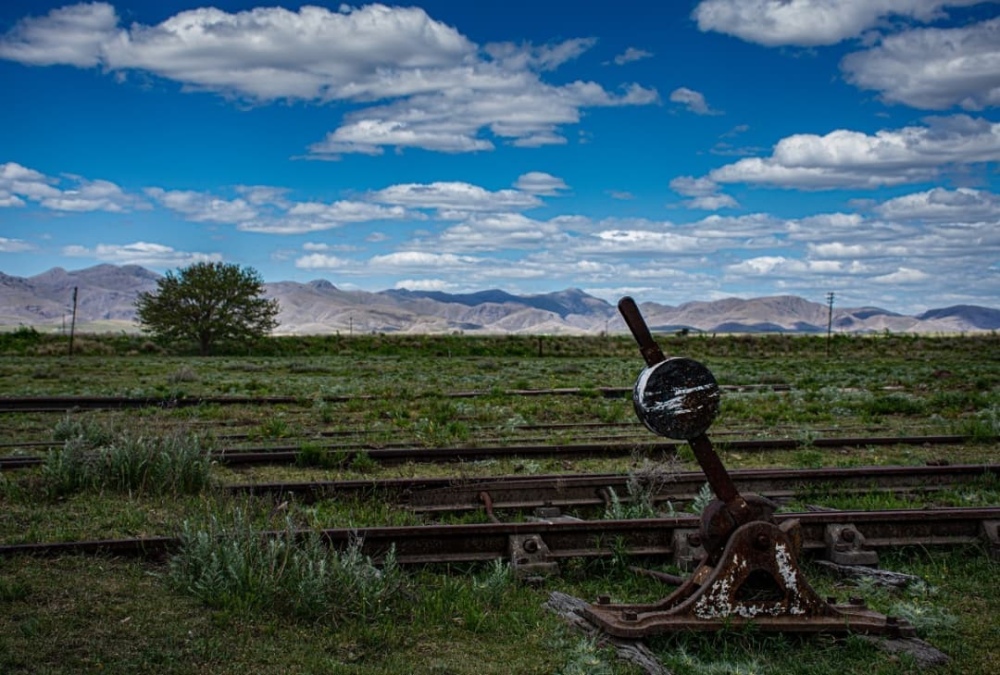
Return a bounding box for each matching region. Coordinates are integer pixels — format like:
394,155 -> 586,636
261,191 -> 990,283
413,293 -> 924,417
2,264 -> 998,335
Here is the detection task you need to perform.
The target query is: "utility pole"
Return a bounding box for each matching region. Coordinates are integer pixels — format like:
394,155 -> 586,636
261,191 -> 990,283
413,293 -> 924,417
68,286 -> 79,356
825,291 -> 835,357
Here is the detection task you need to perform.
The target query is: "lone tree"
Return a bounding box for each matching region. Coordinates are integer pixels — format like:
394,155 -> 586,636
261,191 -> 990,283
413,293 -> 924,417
136,262 -> 280,355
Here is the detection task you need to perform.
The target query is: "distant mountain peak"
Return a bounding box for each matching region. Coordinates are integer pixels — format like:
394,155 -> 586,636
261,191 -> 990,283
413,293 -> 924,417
1,264 -> 998,335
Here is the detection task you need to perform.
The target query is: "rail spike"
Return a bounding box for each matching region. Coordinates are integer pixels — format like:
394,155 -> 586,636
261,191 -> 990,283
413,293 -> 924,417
583,297 -> 914,638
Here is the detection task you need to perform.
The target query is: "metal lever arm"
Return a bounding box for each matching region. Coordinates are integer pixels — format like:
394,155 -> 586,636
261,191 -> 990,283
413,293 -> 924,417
617,296 -> 743,509
618,297 -> 667,367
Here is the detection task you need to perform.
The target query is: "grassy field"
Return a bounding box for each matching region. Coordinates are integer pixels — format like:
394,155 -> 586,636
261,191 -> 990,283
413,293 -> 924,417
1,332 -> 998,674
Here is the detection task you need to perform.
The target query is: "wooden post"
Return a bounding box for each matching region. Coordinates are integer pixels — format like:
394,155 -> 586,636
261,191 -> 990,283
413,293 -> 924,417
68,286 -> 78,356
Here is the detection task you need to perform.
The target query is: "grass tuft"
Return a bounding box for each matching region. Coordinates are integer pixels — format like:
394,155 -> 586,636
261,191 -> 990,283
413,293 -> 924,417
168,510 -> 407,624
42,426 -> 212,497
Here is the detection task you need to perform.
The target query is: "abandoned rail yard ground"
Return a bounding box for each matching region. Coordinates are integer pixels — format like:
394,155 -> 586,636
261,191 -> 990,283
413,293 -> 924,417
0,331 -> 998,674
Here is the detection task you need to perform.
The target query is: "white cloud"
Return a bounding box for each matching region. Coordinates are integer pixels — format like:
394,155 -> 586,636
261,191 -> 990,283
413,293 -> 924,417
240,201 -> 408,234
0,4 -> 658,156
1,161 -> 143,212
842,18 -> 1000,110
513,172 -> 568,195
613,47 -> 652,65
685,194 -> 739,210
369,181 -> 541,212
0,236 -> 35,253
369,251 -> 484,270
294,253 -> 355,270
875,188 -> 1000,222
872,267 -> 931,283
436,213 -> 565,250
709,115 -> 1000,189
670,175 -> 738,210
693,0 -> 984,47
144,188 -> 257,224
0,2 -> 119,67
485,38 -> 597,72
235,185 -> 291,207
61,241 -> 222,266
394,278 -> 456,291
669,87 -> 720,115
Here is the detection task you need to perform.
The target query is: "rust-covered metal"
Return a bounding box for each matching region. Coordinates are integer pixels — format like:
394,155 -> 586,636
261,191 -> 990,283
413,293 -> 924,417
585,296 -> 921,638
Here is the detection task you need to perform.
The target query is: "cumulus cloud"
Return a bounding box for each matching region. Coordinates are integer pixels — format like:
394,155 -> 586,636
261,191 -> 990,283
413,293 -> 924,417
875,187 -> 1000,222
0,2 -> 119,67
709,115 -> 1000,189
144,188 -> 258,224
0,236 -> 35,253
842,18 -> 1000,110
61,241 -> 222,266
872,267 -> 931,283
612,47 -> 652,65
1,161 -> 144,212
693,0 -> 984,47
369,181 -> 541,212
0,3 -> 658,156
513,172 -> 568,195
670,175 -> 738,210
240,201 -> 408,234
436,213 -> 566,250
669,87 -> 720,115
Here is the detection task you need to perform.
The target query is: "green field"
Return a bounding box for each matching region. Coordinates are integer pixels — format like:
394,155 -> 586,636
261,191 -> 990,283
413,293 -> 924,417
1,332 -> 998,674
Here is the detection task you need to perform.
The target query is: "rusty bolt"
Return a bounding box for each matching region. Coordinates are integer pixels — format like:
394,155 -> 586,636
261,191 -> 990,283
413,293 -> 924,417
523,538 -> 539,554
686,533 -> 703,547
839,528 -> 856,543
597,595 -> 611,605
622,610 -> 638,622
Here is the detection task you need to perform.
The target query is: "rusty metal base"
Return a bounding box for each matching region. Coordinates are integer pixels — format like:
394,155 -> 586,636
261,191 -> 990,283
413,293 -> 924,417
584,520 -> 915,639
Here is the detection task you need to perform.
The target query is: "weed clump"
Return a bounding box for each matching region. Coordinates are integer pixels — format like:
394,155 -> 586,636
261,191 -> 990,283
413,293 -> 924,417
43,420 -> 211,496
168,511 -> 406,624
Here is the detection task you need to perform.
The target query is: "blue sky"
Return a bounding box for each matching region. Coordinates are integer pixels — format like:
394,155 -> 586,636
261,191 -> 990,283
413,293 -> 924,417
0,0 -> 998,313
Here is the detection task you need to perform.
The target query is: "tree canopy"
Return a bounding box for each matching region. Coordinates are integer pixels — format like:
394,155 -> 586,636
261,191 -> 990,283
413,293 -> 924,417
135,262 -> 280,355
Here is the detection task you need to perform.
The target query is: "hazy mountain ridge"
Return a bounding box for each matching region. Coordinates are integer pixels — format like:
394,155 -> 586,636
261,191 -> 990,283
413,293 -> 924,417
1,265 -> 997,335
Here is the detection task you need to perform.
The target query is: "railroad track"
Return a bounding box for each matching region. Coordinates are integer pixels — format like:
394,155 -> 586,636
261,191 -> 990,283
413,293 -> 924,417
0,434 -> 987,471
221,463 -> 999,514
2,506 -> 996,565
0,384 -> 791,413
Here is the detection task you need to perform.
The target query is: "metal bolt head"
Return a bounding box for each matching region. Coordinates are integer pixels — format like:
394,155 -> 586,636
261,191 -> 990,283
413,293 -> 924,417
622,610 -> 639,622
839,528 -> 856,543
597,595 -> 611,605
523,538 -> 539,554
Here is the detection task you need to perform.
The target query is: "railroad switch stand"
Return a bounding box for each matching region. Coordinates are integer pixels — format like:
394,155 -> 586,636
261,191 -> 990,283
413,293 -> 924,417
584,297 -> 914,638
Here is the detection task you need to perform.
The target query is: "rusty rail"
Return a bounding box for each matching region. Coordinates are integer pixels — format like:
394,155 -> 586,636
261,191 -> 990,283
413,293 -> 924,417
0,384 -> 793,413
225,463 -> 1000,513
2,506 -> 996,564
1,434 -> 988,472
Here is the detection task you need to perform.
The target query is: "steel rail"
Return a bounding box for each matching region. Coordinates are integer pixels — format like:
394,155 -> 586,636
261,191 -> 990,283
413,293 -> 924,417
1,506 -> 995,564
223,463 -> 1000,513
0,384 -> 792,413
0,434 -> 990,471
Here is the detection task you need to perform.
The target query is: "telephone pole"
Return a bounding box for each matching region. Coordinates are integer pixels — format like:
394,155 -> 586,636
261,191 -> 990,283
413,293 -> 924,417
825,291 -> 835,357
68,286 -> 79,356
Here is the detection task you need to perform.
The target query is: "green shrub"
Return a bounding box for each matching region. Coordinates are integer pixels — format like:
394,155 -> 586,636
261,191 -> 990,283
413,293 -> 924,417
168,511 -> 406,623
43,428 -> 212,496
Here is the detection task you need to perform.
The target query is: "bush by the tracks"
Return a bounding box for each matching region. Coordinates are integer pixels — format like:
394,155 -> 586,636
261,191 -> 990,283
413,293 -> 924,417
168,511 -> 406,623
43,424 -> 212,497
